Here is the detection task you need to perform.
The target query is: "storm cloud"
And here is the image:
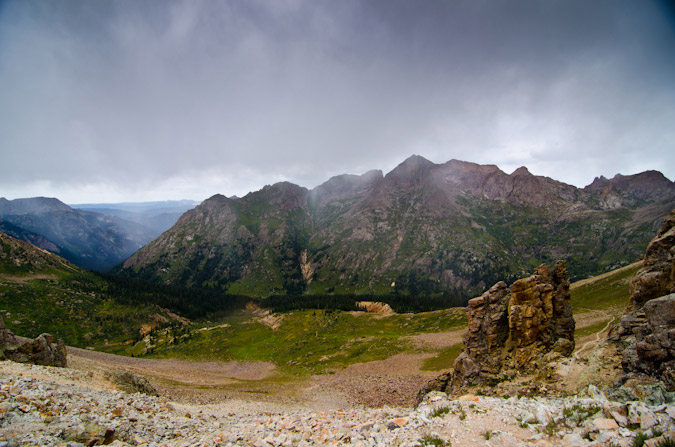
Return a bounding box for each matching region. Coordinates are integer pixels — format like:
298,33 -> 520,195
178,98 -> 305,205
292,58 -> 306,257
1,0 -> 674,202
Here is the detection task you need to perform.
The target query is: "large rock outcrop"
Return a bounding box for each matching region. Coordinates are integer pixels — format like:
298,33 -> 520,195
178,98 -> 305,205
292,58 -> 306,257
419,261 -> 575,400
507,261 -> 575,368
627,209 -> 675,311
611,210 -> 675,390
0,316 -> 67,367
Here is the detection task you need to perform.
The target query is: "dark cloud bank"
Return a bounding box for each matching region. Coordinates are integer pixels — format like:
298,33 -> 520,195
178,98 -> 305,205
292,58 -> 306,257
1,0 -> 674,202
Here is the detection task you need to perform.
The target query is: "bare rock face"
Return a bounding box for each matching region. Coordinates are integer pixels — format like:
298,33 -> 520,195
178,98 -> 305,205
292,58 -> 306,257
627,209 -> 675,311
0,316 -> 67,367
636,295 -> 675,376
452,281 -> 510,385
419,261 -> 575,401
508,262 -> 575,369
608,210 -> 675,394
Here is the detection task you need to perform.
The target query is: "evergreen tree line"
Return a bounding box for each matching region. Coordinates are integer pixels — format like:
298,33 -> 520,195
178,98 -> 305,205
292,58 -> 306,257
66,272 -> 471,320
261,289 -> 470,314
86,272 -> 250,319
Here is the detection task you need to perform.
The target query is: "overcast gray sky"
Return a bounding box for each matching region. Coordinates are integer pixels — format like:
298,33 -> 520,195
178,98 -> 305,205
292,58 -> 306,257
1,0 -> 674,203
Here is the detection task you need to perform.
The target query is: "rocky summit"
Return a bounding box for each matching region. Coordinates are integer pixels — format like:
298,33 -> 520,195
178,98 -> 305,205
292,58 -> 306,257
120,156 -> 675,297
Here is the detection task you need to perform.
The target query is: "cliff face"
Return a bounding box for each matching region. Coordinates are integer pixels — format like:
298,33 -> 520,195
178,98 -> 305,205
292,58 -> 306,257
627,210 -> 675,310
610,209 -> 675,390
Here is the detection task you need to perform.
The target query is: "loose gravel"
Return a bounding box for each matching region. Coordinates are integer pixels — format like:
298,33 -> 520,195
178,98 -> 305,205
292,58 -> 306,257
2,360 -> 675,447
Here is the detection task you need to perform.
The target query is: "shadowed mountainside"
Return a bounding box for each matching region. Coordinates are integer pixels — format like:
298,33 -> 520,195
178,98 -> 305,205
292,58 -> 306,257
0,197 -> 155,271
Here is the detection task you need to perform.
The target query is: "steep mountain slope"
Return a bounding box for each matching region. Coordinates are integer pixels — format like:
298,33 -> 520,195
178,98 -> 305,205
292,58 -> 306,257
120,156 -> 675,297
0,197 -> 155,271
0,231 -> 185,349
0,230 -> 78,276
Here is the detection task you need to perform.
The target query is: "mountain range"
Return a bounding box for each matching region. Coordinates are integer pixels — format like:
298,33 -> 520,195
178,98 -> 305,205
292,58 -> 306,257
0,198 -> 198,271
119,156 -> 675,298
0,197 -> 154,271
71,200 -> 198,235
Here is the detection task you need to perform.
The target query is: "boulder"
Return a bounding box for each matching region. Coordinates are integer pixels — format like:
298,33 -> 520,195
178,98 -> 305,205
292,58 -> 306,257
0,315 -> 20,357
107,371 -> 158,396
0,316 -> 67,367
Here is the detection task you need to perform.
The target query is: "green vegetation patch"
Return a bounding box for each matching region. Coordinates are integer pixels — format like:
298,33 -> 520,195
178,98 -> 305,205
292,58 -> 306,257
421,343 -> 463,371
0,274 -> 170,348
570,262 -> 641,312
574,319 -> 612,341
146,307 -> 466,374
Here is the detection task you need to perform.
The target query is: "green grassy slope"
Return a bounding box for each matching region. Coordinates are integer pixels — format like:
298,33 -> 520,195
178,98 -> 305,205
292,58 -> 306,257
0,232 -> 184,349
124,307 -> 467,374
570,261 -> 641,312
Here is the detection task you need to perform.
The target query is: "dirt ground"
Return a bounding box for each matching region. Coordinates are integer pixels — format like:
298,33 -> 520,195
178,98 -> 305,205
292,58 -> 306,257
60,307 -> 611,410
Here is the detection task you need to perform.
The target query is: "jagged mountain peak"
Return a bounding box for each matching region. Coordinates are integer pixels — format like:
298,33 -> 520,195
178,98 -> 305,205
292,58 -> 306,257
511,166 -> 532,176
246,181 -> 309,211
443,159 -> 503,175
119,155 -> 675,297
584,170 -> 675,205
197,194 -> 233,212
311,170 -> 383,203
317,170 -> 384,190
387,155 -> 435,178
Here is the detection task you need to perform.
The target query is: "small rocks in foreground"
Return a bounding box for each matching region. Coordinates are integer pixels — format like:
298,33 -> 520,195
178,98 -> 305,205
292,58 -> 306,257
2,361 -> 675,446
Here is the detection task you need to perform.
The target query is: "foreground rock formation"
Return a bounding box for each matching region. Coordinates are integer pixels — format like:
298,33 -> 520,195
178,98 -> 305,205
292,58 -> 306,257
610,209 -> 675,391
0,316 -> 66,367
420,261 -> 575,399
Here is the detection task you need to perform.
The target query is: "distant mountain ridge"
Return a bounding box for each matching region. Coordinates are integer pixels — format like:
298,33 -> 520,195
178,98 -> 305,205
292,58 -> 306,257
119,156 -> 675,298
71,200 -> 199,236
122,156 -> 675,296
0,197 -> 155,271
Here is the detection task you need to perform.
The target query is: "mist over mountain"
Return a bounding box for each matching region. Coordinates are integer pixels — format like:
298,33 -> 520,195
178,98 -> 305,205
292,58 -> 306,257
71,200 -> 199,236
119,156 -> 675,298
0,197 -> 155,271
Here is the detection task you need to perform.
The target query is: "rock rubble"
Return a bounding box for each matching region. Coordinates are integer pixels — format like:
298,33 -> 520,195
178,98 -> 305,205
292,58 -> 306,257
2,361 -> 675,446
